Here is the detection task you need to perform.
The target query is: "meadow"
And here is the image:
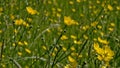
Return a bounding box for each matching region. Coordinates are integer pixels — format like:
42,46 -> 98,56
0,0 -> 120,68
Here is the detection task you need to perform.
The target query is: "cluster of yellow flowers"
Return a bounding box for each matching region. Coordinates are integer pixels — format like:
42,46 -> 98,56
93,42 -> 114,67
14,19 -> 29,27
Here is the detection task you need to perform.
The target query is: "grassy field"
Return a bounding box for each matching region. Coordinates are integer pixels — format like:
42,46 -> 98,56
0,0 -> 120,68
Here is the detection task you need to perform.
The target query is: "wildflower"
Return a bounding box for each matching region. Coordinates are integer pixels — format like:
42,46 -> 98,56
57,8 -> 62,12
98,37 -> 109,44
93,38 -> 97,41
82,25 -> 89,30
108,28 -> 114,31
14,29 -> 18,34
61,35 -> 68,40
62,47 -> 67,51
25,48 -> 31,54
42,45 -> 47,50
74,40 -> 82,44
0,7 -> 3,15
83,35 -> 88,40
51,52 -> 55,56
26,6 -> 38,15
70,35 -> 77,39
56,13 -> 61,17
100,32 -> 104,36
22,21 -> 29,27
46,29 -> 51,33
69,1 -> 74,5
18,52 -> 22,56
64,16 -> 78,26
80,13 -> 84,17
1,63 -> 5,68
27,18 -> 32,22
18,41 -> 24,46
0,42 -> 2,47
96,0 -> 100,4
14,19 -> 23,25
24,41 -> 28,46
110,23 -> 115,27
48,1 -> 52,4
12,43 -> 16,47
91,21 -> 98,27
72,8 -> 76,12
68,56 -> 76,63
97,25 -> 102,29
0,29 -> 2,33
76,0 -> 81,3
93,30 -> 97,33
82,25 -> 89,31
68,56 -> 77,68
0,7 -> 3,12
116,6 -> 120,10
93,43 -> 114,62
107,4 -> 113,11
64,64 -> 71,68
70,46 -> 75,51
54,47 -> 58,51
10,14 -> 15,20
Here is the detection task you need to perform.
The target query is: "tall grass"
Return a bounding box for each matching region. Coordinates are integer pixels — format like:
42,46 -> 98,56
0,0 -> 120,68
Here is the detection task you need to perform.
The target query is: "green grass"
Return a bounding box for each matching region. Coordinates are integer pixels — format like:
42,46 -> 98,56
0,0 -> 120,68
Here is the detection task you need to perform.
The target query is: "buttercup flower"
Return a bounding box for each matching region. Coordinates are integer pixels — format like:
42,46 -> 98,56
26,6 -> 38,15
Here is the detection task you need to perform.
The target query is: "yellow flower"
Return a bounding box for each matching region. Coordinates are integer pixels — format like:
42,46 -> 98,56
70,46 -> 75,51
93,43 -> 114,62
14,29 -> 18,34
104,45 -> 114,62
64,16 -> 78,26
97,25 -> 102,29
57,8 -> 62,12
18,52 -> 22,56
68,56 -> 76,63
91,21 -> 98,27
72,8 -> 76,12
98,37 -> 109,44
68,56 -> 77,68
64,64 -> 71,68
76,0 -> 81,3
18,41 -> 24,46
70,35 -> 77,39
69,1 -> 74,5
26,7 -> 38,15
0,29 -> 2,33
14,19 -> 23,25
110,23 -> 115,27
10,14 -> 15,20
42,45 -> 47,50
83,35 -> 88,40
93,43 -> 104,55
108,4 -> 113,11
61,35 -> 68,40
62,46 -> 67,51
25,48 -> 31,54
74,40 -> 82,44
12,43 -> 16,47
116,6 -> 120,10
24,41 -> 28,46
0,42 -> 2,47
82,25 -> 89,31
0,7 -> 3,12
108,28 -> 114,31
